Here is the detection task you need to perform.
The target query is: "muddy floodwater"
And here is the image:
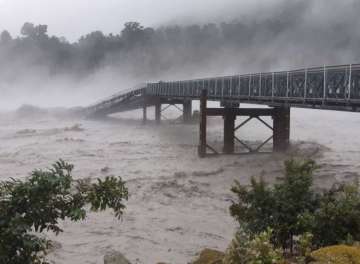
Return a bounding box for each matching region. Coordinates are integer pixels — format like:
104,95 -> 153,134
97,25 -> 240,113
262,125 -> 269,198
0,107 -> 359,264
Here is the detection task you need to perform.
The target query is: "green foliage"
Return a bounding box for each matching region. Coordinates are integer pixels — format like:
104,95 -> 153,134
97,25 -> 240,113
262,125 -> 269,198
230,159 -> 318,251
230,177 -> 275,235
311,182 -> 360,248
0,160 -> 128,264
223,228 -> 284,264
295,232 -> 314,263
272,159 -> 318,250
230,158 -> 360,257
248,228 -> 285,264
223,228 -> 252,264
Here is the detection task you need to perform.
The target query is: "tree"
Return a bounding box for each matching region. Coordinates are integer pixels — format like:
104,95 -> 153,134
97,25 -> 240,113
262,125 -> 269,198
272,159 -> 318,251
21,22 -> 36,37
21,22 -> 48,39
121,22 -> 147,48
0,30 -> 12,44
230,177 -> 275,235
0,160 -> 128,264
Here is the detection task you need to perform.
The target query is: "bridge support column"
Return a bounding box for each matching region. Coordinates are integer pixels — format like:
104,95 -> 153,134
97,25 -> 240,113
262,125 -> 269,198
198,89 -> 290,157
273,107 -> 290,152
223,109 -> 236,154
155,102 -> 161,125
142,105 -> 147,125
198,90 -> 208,157
183,100 -> 192,123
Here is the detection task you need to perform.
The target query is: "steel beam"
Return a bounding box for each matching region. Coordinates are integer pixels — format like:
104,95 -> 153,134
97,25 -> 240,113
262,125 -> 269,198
206,108 -> 274,117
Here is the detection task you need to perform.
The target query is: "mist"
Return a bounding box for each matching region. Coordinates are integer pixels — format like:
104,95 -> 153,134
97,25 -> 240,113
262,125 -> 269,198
2,2 -> 360,263
0,0 -> 360,110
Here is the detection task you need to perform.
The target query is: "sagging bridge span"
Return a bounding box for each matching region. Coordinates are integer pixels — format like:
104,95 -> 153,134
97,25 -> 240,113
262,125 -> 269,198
85,64 -> 360,157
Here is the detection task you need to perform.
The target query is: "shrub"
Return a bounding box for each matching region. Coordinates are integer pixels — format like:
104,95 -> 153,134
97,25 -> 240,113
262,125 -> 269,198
248,228 -> 285,264
230,158 -> 360,257
295,232 -> 314,263
230,177 -> 275,235
0,160 -> 128,264
223,228 -> 285,264
311,182 -> 360,247
271,159 -> 318,251
230,159 -> 318,252
223,228 -> 252,264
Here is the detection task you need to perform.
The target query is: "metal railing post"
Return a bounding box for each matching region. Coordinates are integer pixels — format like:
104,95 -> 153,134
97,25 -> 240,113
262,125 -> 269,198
215,78 -> 218,97
249,74 -> 252,98
259,73 -> 262,97
221,77 -> 224,98
286,71 -> 289,98
272,72 -> 275,101
348,64 -> 352,100
323,65 -> 327,103
304,68 -> 307,101
239,75 -> 241,97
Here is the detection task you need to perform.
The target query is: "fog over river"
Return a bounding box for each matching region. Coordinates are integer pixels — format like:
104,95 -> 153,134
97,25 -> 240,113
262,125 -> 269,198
0,106 -> 359,264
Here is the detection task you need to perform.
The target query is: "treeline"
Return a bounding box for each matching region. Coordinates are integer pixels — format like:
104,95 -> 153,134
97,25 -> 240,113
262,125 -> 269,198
1,0 -> 360,83
0,20 -> 292,79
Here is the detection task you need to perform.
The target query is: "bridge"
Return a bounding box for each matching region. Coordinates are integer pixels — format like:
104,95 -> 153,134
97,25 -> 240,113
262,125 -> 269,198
85,63 -> 360,157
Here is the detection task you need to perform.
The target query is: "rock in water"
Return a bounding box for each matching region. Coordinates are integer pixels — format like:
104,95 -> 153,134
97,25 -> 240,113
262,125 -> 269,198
46,240 -> 62,254
192,248 -> 225,264
104,251 -> 131,264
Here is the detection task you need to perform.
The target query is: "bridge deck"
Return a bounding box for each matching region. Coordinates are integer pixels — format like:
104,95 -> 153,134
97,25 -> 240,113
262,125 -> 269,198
87,63 -> 360,117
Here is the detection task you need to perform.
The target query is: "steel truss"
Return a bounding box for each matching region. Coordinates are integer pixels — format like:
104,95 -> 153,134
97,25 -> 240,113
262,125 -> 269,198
234,116 -> 274,153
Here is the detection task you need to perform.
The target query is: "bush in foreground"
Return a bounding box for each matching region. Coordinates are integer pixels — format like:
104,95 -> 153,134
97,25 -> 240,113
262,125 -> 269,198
0,160 -> 128,264
230,159 -> 319,252
229,158 -> 360,260
223,228 -> 285,264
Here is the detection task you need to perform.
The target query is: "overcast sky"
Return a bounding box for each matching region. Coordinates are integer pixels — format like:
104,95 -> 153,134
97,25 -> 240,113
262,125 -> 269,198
0,0 -> 267,41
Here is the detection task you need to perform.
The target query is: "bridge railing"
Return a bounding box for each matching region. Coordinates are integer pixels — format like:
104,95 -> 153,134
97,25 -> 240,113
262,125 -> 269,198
87,63 -> 360,116
146,64 -> 360,106
86,84 -> 147,113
